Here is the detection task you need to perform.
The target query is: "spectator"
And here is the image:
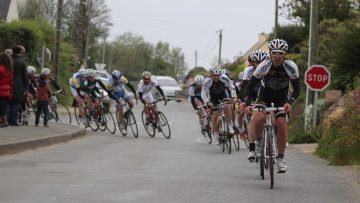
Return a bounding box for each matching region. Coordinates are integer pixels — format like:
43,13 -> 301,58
35,73 -> 52,127
8,45 -> 27,126
4,49 -> 12,56
0,52 -> 13,128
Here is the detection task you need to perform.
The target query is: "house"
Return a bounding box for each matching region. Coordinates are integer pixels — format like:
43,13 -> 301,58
241,33 -> 269,66
0,0 -> 19,22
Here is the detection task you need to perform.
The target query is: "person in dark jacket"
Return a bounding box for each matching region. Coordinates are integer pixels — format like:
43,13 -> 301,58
35,73 -> 52,127
0,52 -> 13,127
8,45 -> 27,126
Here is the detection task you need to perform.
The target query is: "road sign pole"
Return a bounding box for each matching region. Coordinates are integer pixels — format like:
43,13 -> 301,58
312,91 -> 318,128
41,46 -> 45,70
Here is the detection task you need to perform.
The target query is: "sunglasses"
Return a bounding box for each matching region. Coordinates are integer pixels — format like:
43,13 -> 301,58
143,78 -> 150,81
271,51 -> 285,56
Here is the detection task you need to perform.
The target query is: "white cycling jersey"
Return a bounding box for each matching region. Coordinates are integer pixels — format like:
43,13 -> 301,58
243,65 -> 255,81
201,74 -> 233,104
253,59 -> 299,90
137,78 -> 159,94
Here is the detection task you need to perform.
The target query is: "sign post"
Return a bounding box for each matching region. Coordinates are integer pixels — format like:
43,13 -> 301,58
305,65 -> 331,128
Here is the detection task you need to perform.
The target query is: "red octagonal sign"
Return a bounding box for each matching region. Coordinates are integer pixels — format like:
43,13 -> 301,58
305,65 -> 331,91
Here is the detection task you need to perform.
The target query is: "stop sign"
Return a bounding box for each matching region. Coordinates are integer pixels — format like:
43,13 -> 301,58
305,65 -> 331,91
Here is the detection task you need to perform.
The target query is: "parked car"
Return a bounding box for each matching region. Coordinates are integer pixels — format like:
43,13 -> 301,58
153,76 -> 182,102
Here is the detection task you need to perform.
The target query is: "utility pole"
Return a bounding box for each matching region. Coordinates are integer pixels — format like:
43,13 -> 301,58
84,0 -> 92,64
77,0 -> 86,64
305,0 -> 319,130
274,0 -> 279,38
53,0 -> 63,81
218,29 -> 222,66
102,36 -> 106,64
194,50 -> 198,68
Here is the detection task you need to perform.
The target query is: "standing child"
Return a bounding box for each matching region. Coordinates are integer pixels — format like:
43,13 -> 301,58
35,73 -> 52,127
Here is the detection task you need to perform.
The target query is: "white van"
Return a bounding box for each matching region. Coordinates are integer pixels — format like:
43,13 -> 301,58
153,76 -> 182,102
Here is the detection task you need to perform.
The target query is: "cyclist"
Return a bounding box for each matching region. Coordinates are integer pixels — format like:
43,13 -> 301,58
137,71 -> 167,124
240,39 -> 300,173
80,69 -> 108,114
69,67 -> 87,119
201,66 -> 234,144
26,66 -> 38,111
235,71 -> 245,140
243,50 -> 270,161
106,70 -> 138,128
41,68 -> 62,92
188,75 -> 206,131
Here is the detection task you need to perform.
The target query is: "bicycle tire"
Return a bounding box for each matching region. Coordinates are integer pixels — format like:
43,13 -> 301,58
203,122 -> 212,144
267,128 -> 274,189
260,136 -> 265,180
233,131 -> 240,151
243,118 -> 249,149
97,107 -> 108,132
157,111 -> 171,139
141,110 -> 155,137
226,135 -> 232,154
55,103 -> 72,124
217,117 -> 225,152
74,106 -> 81,125
116,110 -> 128,136
127,111 -> 139,138
85,107 -> 98,131
104,110 -> 116,134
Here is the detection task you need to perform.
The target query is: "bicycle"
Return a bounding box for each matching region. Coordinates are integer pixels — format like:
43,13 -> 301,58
141,99 -> 171,139
197,104 -> 212,144
215,99 -> 233,154
253,103 -> 284,189
116,100 -> 138,138
48,90 -> 72,124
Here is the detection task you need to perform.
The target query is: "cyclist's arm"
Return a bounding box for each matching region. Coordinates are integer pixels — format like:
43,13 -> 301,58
155,85 -> 165,98
126,83 -> 137,95
288,78 -> 300,104
244,76 -> 261,106
190,96 -> 197,111
96,79 -> 107,90
138,91 -> 144,104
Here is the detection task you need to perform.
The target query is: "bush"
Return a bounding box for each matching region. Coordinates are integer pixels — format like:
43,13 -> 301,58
316,106 -> 360,165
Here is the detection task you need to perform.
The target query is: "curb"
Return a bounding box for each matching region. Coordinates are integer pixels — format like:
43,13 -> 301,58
0,127 -> 87,156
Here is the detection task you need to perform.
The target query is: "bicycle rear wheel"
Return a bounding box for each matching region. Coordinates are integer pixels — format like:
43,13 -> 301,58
157,111 -> 171,139
98,110 -> 107,132
127,111 -> 138,138
104,110 -> 116,134
141,111 -> 155,137
116,110 -> 128,136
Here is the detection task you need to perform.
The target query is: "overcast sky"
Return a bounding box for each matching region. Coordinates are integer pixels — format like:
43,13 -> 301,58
105,0 -> 291,70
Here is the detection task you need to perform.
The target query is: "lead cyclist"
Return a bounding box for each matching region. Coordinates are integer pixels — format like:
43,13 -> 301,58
240,39 -> 300,173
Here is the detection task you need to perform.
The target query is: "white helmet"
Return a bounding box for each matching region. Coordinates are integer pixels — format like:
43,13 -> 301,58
141,71 -> 152,79
268,39 -> 288,52
41,68 -> 51,75
251,50 -> 269,62
238,72 -> 244,80
112,70 -> 122,79
194,75 -> 205,85
78,68 -> 86,76
27,66 -> 36,74
210,66 -> 222,75
86,69 -> 96,77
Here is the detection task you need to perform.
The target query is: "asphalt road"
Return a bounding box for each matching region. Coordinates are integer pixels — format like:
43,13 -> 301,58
0,101 -> 358,203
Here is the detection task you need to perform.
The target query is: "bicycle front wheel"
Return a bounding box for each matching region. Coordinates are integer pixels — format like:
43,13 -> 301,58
157,111 -> 171,139
127,111 -> 138,138
55,103 -> 72,124
116,110 -> 128,136
267,128 -> 275,189
243,119 -> 249,149
85,107 -> 98,131
233,131 -> 240,151
203,120 -> 212,144
217,117 -> 225,152
104,110 -> 116,134
141,111 -> 155,137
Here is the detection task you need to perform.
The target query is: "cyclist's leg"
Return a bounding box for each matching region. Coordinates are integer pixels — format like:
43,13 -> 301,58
194,97 -> 204,127
116,100 -> 125,125
143,92 -> 155,122
75,96 -> 85,117
124,90 -> 135,109
223,100 -> 235,133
